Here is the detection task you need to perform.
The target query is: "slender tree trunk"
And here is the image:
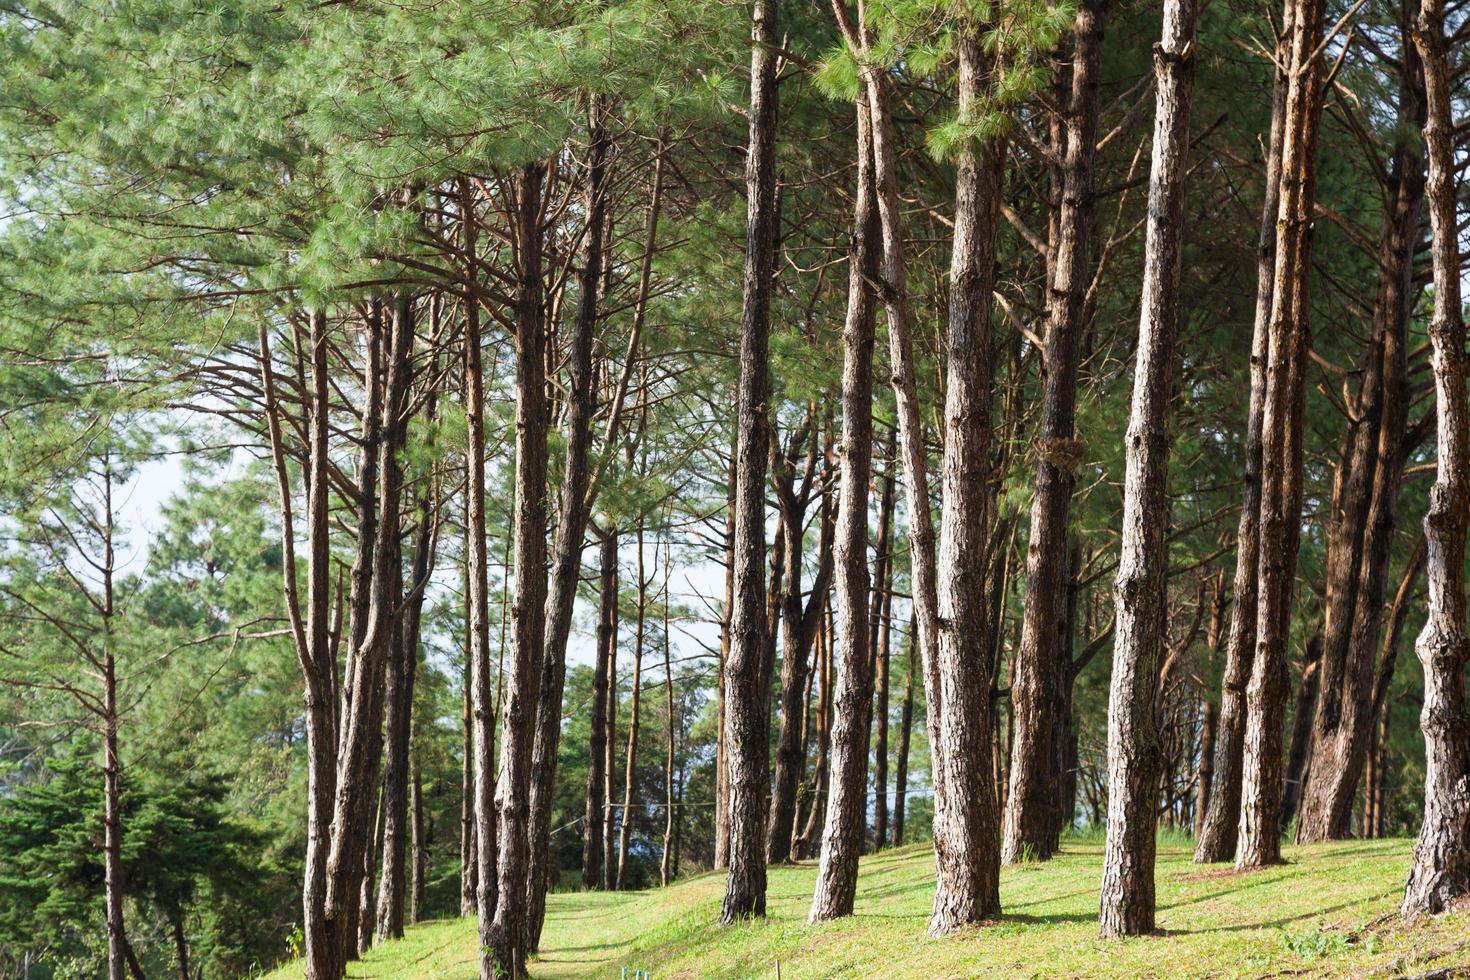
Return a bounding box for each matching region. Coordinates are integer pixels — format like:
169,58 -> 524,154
871,457 -> 897,851
616,524 -> 648,889
808,87 -> 879,923
1281,634 -> 1322,829
892,614 -> 916,847
767,432 -> 833,865
1403,0 -> 1470,915
1007,0 -> 1109,865
265,309 -> 340,980
1098,0 -> 1196,936
102,616 -> 127,980
1237,0 -> 1326,871
1194,59 -> 1287,867
582,530 -> 618,888
410,757 -> 426,924
378,427 -> 438,943
795,599 -> 834,858
486,162 -> 551,978
358,790 -> 382,955
720,0 -> 779,925
463,190 -> 501,955
602,587 -> 618,891
526,96 -> 610,950
714,446 -> 735,871
459,559 -> 478,917
325,298 -> 412,969
1296,30 -> 1424,841
661,529 -> 678,887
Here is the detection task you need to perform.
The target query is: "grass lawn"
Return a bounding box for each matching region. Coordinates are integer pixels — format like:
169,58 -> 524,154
265,837 -> 1469,978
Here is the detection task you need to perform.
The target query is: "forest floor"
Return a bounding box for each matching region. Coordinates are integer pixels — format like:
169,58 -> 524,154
265,836 -> 1470,978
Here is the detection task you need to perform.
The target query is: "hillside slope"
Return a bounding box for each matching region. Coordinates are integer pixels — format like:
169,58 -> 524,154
267,839 -> 1469,978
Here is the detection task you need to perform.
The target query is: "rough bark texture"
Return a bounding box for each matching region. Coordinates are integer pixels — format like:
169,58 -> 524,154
927,28 -> 1008,937
377,395 -> 437,943
615,526 -> 648,889
410,759 -> 426,924
767,426 -> 834,865
462,203 -> 500,961
1403,0 -> 1470,916
871,459 -> 896,851
1194,61 -> 1286,867
324,298 -> 411,972
1098,0 -> 1196,935
892,613 -> 916,847
1295,27 -> 1423,842
808,91 -> 878,924
720,0 -> 778,923
485,162 -> 550,979
1237,0 -> 1325,872
1006,0 -> 1108,865
1281,634 -> 1322,829
582,530 -> 618,888
527,95 -> 608,946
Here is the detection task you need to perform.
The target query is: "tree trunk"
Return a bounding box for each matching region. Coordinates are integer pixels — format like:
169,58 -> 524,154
1007,0 -> 1109,865
720,0 -> 779,925
463,188 -> 501,953
358,790 -> 382,955
1295,29 -> 1423,841
1098,0 -> 1196,935
661,529 -> 678,887
1237,0 -> 1326,872
378,418 -> 438,943
926,25 -> 1009,937
102,624 -> 128,980
892,613 -> 916,847
410,758 -> 426,924
616,524 -> 648,889
794,599 -> 833,859
714,445 -> 735,872
527,95 -> 611,950
582,529 -> 618,888
486,161 -> 551,978
326,297 -> 412,969
808,86 -> 879,923
1194,54 -> 1287,867
1402,0 -> 1470,915
602,576 -> 619,891
1281,634 -> 1322,829
871,455 -> 897,851
767,427 -> 834,865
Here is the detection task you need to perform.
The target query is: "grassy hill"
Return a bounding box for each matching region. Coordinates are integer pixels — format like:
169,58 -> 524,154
266,837 -> 1469,978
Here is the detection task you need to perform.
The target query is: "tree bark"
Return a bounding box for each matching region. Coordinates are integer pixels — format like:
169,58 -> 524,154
378,391 -> 439,943
1194,54 -> 1287,867
1295,27 -> 1424,841
720,0 -> 779,925
926,24 -> 1009,937
892,613 -> 916,847
767,424 -> 834,865
486,161 -> 551,978
583,529 -> 618,888
871,453 -> 897,851
1403,0 -> 1470,915
615,523 -> 648,889
527,94 -> 609,947
1237,0 -> 1326,872
661,529 -> 678,887
410,757 -> 426,924
1098,0 -> 1196,935
808,88 -> 878,923
1281,633 -> 1322,829
1007,0 -> 1109,865
325,297 -> 412,969
463,185 -> 501,957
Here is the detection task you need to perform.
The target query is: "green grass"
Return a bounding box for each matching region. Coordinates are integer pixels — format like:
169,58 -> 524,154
266,838 -> 1470,978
